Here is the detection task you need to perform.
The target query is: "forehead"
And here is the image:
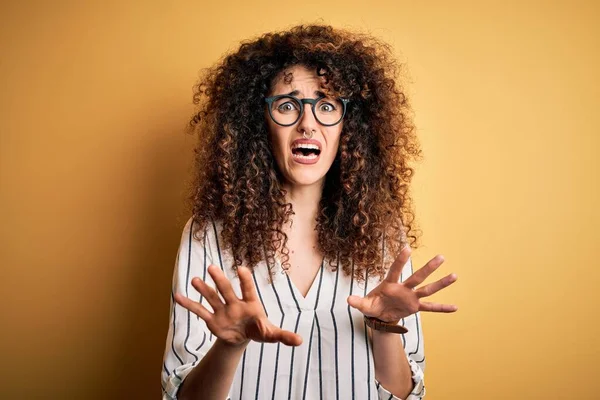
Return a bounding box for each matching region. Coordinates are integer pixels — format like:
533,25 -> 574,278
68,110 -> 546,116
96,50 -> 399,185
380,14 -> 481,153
270,65 -> 327,95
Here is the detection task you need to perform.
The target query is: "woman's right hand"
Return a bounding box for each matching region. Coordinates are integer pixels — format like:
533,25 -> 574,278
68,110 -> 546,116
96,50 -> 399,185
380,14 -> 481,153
174,264 -> 303,348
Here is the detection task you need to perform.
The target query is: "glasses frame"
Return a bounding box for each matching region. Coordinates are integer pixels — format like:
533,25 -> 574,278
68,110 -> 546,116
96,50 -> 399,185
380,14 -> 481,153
264,94 -> 350,127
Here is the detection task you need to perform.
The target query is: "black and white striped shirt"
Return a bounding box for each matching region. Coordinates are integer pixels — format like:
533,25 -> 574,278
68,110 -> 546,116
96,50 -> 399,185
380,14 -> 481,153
161,217 -> 426,400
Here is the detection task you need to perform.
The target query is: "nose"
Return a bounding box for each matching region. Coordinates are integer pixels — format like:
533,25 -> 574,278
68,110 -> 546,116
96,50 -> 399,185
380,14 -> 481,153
296,102 -> 319,135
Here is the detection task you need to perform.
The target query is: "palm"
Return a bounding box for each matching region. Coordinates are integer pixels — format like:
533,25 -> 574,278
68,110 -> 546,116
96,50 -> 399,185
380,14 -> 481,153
175,264 -> 302,347
347,246 -> 458,323
244,316 -> 287,343
360,281 -> 420,322
205,297 -> 266,344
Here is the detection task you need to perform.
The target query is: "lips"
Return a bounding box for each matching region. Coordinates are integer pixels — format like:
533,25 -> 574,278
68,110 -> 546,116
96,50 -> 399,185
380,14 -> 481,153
290,138 -> 322,165
291,138 -> 322,151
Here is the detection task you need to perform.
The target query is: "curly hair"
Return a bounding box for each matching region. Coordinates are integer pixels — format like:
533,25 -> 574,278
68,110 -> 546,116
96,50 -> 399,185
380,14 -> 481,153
185,24 -> 423,283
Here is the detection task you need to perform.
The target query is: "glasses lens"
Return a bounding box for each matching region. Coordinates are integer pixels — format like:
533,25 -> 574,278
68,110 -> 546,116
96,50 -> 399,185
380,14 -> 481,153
315,97 -> 344,125
269,96 -> 301,125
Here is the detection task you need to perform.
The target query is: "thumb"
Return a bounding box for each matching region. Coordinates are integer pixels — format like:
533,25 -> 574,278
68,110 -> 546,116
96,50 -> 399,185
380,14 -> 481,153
347,295 -> 367,312
272,328 -> 303,347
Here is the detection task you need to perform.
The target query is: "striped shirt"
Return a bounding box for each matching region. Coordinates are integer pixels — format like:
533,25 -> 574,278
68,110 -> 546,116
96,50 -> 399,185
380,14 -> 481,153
161,217 -> 426,400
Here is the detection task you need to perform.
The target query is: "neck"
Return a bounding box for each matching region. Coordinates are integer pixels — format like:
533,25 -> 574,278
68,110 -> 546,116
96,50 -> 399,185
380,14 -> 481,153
282,180 -> 323,232
272,180 -> 324,263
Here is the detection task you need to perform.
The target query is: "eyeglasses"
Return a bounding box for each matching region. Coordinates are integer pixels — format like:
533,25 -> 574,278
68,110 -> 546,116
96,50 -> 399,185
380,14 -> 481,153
264,94 -> 350,127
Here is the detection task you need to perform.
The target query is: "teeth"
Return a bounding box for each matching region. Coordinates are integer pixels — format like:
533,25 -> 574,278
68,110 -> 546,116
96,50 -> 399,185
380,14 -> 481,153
292,143 -> 320,151
292,152 -> 318,159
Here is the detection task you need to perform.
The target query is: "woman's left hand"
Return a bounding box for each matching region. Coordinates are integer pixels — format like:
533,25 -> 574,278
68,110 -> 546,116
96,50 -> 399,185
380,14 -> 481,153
347,246 -> 458,323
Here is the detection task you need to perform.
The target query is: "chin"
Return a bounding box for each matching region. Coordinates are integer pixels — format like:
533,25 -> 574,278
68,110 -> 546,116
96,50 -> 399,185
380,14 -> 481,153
290,174 -> 324,187
284,169 -> 327,187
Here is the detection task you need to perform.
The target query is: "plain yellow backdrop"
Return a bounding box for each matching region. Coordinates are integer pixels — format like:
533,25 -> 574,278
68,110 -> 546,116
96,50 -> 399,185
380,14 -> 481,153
1,0 -> 598,399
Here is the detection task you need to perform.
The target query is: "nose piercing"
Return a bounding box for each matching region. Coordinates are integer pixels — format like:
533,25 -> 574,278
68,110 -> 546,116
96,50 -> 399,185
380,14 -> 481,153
302,129 -> 316,139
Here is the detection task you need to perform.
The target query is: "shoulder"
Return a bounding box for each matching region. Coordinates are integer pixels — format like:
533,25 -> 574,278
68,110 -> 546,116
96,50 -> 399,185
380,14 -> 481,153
176,217 -> 222,263
180,216 -> 223,243
185,217 -> 234,271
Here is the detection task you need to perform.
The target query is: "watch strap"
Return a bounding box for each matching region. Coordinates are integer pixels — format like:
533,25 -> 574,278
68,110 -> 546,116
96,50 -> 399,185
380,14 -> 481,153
364,315 -> 408,334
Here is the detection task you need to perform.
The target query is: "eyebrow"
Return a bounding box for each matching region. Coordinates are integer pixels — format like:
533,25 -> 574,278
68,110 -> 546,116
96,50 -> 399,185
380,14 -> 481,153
284,90 -> 328,98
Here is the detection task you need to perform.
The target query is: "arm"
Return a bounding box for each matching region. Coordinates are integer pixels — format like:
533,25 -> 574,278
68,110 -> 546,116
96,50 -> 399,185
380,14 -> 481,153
162,217 -> 302,400
371,328 -> 417,398
348,246 -> 457,399
371,257 -> 426,400
161,218 -> 238,400
371,313 -> 426,399
177,339 -> 248,400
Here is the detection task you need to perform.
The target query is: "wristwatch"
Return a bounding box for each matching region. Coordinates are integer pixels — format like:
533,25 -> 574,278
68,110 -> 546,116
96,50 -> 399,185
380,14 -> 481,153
364,316 -> 408,334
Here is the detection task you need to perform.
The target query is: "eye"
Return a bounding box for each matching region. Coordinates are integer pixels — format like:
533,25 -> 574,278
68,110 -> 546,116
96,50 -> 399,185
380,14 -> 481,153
277,101 -> 298,113
318,102 -> 336,113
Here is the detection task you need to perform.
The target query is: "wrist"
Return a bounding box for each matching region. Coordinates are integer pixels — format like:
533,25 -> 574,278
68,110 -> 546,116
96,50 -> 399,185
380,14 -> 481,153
379,317 -> 401,325
216,337 -> 251,351
364,315 -> 408,334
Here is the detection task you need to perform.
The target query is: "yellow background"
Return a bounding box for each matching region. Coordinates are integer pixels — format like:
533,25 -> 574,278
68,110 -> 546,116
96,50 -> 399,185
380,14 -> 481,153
1,1 -> 598,398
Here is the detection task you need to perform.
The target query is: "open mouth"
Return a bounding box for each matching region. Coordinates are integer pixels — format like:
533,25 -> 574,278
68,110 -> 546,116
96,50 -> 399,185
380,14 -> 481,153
291,144 -> 321,160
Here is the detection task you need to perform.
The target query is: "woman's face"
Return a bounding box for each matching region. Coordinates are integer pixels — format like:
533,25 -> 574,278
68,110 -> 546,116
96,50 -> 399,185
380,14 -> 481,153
265,65 -> 343,189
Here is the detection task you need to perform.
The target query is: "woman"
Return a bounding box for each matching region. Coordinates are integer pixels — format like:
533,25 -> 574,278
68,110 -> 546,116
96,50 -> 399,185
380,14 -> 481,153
161,24 -> 458,400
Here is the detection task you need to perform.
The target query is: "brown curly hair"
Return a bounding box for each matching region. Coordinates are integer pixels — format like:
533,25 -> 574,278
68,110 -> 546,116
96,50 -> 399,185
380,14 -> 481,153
185,24 -> 423,283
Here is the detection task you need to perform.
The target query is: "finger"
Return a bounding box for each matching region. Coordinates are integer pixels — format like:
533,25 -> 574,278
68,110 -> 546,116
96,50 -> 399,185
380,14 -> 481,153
191,276 -> 224,311
238,266 -> 258,302
347,295 -> 369,314
174,292 -> 214,322
269,328 -> 303,346
208,264 -> 240,304
419,301 -> 458,313
384,245 -> 411,283
415,273 -> 458,298
402,255 -> 444,289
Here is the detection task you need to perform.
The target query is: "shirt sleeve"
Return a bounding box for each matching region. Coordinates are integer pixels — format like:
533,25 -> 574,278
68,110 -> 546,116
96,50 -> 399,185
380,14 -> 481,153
160,217 -> 233,400
375,256 -> 427,399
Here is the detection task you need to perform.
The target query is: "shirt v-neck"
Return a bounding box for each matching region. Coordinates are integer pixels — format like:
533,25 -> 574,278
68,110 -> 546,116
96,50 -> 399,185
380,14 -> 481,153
277,256 -> 326,311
